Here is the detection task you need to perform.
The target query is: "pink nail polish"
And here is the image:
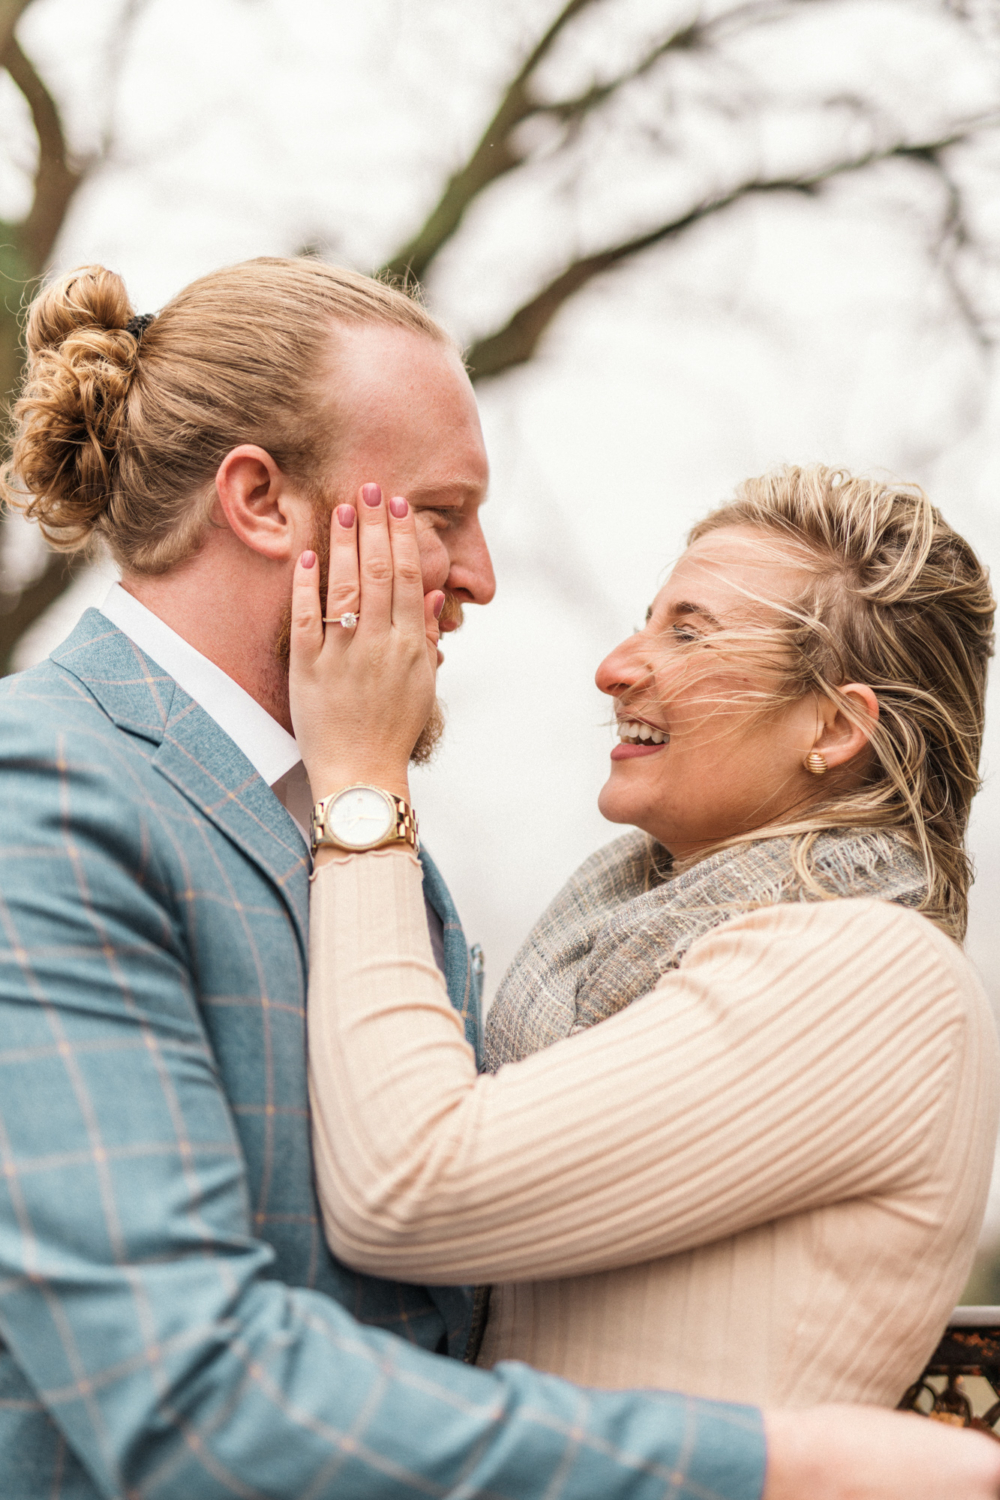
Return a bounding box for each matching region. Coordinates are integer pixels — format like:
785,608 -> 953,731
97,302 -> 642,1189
362,483 -> 381,507
300,550 -> 317,569
337,505 -> 355,528
389,496 -> 408,518
433,593 -> 446,620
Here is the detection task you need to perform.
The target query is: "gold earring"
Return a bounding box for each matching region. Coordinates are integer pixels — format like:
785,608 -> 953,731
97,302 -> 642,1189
804,751 -> 828,776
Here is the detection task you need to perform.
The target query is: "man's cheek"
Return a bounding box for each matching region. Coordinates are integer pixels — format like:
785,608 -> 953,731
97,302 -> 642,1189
414,524 -> 449,592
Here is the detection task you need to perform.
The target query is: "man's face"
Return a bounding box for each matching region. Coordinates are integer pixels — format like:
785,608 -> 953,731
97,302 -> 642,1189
316,321 -> 495,638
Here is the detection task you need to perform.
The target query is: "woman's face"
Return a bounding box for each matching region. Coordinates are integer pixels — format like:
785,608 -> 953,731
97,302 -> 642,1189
596,525 -> 828,858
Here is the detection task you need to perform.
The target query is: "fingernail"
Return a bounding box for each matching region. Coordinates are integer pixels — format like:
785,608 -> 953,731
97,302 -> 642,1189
362,483 -> 381,507
336,505 -> 355,528
389,496 -> 408,518
433,592 -> 446,620
300,550 -> 317,569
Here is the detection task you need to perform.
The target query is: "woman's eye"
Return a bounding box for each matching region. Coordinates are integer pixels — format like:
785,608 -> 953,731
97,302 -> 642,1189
672,623 -> 700,643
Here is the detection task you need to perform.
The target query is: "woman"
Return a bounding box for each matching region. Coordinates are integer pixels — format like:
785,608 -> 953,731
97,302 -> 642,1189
290,464 -> 1000,1407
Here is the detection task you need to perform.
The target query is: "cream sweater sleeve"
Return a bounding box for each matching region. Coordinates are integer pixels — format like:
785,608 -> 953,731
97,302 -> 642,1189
308,850 -> 974,1284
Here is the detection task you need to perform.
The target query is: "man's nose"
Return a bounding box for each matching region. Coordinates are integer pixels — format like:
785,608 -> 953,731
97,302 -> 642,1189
447,517 -> 496,606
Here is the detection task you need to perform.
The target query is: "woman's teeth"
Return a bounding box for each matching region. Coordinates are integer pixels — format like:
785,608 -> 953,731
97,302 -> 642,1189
617,720 -> 669,745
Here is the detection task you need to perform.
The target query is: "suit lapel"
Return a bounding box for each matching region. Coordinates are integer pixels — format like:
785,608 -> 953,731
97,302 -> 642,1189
52,610 -> 310,956
153,699 -> 310,952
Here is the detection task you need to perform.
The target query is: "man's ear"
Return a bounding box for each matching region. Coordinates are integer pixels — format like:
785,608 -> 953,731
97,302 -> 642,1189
811,683 -> 880,771
214,445 -> 302,561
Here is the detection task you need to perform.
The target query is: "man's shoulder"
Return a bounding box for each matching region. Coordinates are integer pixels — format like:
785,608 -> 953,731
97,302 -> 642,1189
0,647 -> 169,839
0,653 -> 138,756
2,651 -> 103,712
2,651 -> 99,733
0,608 -> 176,750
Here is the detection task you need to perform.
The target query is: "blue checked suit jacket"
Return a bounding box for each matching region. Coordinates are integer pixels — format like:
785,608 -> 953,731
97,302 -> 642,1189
0,610 -> 766,1500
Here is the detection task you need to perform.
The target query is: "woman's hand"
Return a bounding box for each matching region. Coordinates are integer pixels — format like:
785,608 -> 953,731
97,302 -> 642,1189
288,482 -> 442,807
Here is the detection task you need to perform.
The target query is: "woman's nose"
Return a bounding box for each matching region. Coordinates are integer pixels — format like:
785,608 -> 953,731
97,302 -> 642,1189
596,633 -> 646,697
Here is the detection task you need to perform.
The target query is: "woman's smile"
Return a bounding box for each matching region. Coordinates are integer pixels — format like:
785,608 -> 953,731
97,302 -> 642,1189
612,713 -> 670,759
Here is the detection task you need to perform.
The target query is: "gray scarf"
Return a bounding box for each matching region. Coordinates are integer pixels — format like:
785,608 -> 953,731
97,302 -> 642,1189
483,827 -> 928,1071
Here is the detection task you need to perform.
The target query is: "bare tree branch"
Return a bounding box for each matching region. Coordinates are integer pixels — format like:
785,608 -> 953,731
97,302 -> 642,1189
0,549 -> 75,673
0,0 -> 154,676
523,19 -> 697,128
694,0 -> 831,44
0,0 -> 31,60
906,142 -> 995,350
465,123 -> 994,381
536,0 -> 833,126
3,35 -> 82,271
382,0 -> 835,285
382,0 -> 604,283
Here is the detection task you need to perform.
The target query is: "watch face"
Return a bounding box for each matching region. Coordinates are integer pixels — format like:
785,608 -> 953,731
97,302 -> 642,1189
328,786 -> 394,849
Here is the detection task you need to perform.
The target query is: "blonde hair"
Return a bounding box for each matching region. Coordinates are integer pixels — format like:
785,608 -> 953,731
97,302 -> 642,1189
2,258 -> 449,572
684,465 -> 994,940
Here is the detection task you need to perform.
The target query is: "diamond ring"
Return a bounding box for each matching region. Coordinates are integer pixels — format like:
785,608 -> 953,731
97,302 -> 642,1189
323,612 -> 359,629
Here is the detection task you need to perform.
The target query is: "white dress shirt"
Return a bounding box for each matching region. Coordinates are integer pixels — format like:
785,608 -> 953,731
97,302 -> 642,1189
97,583 -> 446,968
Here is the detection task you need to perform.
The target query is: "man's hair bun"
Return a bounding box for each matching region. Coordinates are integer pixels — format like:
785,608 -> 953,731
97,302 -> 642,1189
4,265 -> 146,548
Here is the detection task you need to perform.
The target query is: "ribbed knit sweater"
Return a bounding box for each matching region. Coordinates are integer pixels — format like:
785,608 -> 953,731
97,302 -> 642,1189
308,850 -> 999,1405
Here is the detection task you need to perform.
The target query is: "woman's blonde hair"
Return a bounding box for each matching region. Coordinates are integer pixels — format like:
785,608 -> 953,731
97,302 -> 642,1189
2,259 -> 448,572
685,465 -> 994,941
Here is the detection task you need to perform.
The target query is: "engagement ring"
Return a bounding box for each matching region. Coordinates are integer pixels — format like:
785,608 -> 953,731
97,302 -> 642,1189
324,612 -> 359,629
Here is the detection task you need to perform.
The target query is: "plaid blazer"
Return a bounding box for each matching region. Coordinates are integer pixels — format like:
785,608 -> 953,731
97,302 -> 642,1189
0,610 -> 765,1500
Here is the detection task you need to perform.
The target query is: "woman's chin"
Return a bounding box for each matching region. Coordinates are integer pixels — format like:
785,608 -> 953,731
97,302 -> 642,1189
598,782 -> 645,828
598,772 -> 676,843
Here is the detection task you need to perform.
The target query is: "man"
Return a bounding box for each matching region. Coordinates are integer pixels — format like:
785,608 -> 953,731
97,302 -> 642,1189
0,257 -> 997,1499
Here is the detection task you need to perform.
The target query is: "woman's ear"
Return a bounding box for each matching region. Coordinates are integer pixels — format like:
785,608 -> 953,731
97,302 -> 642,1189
811,683 -> 879,771
214,445 -> 305,560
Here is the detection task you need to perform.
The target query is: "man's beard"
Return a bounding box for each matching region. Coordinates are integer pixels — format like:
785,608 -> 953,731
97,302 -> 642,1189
274,504 -> 454,767
410,697 -> 446,765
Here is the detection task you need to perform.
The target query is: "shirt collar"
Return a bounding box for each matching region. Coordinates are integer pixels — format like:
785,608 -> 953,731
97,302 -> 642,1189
98,583 -> 301,788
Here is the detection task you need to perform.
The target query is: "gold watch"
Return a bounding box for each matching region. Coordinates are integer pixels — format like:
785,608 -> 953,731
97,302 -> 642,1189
311,784 -> 418,854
